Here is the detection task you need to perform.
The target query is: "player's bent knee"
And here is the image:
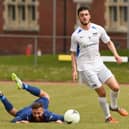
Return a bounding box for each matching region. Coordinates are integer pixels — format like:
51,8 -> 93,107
99,93 -> 106,97
95,88 -> 106,97
112,87 -> 119,92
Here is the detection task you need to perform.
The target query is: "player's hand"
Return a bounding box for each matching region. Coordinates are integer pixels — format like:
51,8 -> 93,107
56,120 -> 63,124
115,55 -> 122,64
16,120 -> 29,123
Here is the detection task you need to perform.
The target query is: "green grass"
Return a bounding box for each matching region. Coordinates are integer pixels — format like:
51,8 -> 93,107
0,82 -> 129,129
0,55 -> 72,81
100,49 -> 129,56
0,48 -> 128,82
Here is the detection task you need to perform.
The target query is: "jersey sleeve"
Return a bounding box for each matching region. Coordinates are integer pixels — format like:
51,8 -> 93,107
11,114 -> 28,123
70,33 -> 78,52
11,116 -> 23,123
11,113 -> 31,123
100,27 -> 110,44
44,110 -> 64,122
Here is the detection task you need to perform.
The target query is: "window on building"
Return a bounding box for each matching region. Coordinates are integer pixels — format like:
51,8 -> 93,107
105,0 -> 128,32
3,0 -> 39,31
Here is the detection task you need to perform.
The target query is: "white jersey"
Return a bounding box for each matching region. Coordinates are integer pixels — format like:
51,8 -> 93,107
70,23 -> 110,71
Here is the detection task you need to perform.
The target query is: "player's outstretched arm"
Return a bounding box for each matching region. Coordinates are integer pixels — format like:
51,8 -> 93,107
107,41 -> 122,64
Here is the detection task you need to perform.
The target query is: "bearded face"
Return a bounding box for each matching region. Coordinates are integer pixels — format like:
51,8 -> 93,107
78,10 -> 91,26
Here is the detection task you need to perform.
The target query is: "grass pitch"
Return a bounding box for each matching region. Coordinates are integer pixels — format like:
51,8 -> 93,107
0,82 -> 129,129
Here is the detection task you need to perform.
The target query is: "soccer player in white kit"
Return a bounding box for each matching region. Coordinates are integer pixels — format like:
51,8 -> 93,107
70,6 -> 128,123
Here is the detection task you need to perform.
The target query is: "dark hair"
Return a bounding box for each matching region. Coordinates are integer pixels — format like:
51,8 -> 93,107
32,102 -> 43,109
77,6 -> 90,16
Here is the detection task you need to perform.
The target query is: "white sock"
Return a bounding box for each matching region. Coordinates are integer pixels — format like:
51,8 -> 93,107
110,90 -> 119,109
98,97 -> 111,119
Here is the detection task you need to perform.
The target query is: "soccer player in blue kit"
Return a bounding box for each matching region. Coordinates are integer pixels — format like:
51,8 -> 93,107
70,6 -> 128,123
0,73 -> 64,123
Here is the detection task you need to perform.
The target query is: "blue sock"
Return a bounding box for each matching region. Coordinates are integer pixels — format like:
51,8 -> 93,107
22,83 -> 40,96
0,96 -> 13,112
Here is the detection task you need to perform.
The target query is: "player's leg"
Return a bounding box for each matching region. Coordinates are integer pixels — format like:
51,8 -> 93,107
11,73 -> 50,100
106,76 -> 119,109
95,86 -> 118,123
0,91 -> 17,116
79,70 -> 117,123
95,86 -> 110,118
98,64 -> 128,117
106,76 -> 128,116
80,70 -> 111,120
22,83 -> 50,100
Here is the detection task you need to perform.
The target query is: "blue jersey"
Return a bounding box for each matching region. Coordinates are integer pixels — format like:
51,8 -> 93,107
11,97 -> 64,123
12,108 -> 64,123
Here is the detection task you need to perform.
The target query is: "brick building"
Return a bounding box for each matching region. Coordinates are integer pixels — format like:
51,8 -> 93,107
0,0 -> 128,55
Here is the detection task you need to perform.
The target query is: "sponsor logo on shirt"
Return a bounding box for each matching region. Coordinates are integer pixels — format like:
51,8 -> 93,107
83,43 -> 97,48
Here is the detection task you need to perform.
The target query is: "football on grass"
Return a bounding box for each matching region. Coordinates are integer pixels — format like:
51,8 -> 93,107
64,109 -> 80,124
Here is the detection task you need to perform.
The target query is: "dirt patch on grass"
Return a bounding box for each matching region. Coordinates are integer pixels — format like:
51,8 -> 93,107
0,80 -> 78,86
0,80 -> 128,86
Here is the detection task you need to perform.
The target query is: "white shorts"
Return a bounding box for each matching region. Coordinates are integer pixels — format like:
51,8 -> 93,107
79,63 -> 113,89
